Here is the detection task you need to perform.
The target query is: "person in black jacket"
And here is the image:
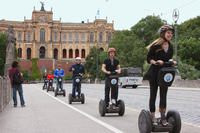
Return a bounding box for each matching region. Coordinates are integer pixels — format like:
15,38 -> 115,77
69,57 -> 85,98
146,25 -> 177,125
102,48 -> 121,107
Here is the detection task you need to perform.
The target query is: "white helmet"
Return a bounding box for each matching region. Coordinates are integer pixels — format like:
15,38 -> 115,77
75,57 -> 81,60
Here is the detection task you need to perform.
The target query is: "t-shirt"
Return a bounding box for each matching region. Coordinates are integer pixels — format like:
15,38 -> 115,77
103,58 -> 119,77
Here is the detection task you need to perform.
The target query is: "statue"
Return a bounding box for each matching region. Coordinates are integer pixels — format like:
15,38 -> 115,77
4,26 -> 16,76
40,1 -> 45,11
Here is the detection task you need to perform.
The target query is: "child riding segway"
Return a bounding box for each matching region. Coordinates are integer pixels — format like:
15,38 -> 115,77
47,71 -> 54,92
68,57 -> 85,104
99,48 -> 125,116
138,25 -> 181,133
43,72 -> 48,90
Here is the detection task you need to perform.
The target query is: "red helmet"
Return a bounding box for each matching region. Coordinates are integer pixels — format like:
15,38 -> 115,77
108,48 -> 116,53
158,25 -> 174,36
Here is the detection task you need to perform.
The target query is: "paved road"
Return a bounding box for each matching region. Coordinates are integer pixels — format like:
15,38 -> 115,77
0,83 -> 199,133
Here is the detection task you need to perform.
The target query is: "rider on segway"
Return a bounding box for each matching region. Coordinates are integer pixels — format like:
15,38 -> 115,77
146,25 -> 177,126
54,64 -> 65,92
47,70 -> 54,88
69,57 -> 85,99
102,48 -> 121,109
43,71 -> 48,89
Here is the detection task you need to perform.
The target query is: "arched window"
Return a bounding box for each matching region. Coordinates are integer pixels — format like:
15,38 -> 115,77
54,48 -> 58,59
28,31 -> 31,41
39,46 -> 45,58
81,49 -> 85,58
69,49 -> 73,58
90,32 -> 93,42
27,48 -> 31,60
40,28 -> 45,42
75,49 -> 79,57
100,47 -> 104,51
99,32 -> 103,43
63,49 -> 67,58
17,48 -> 22,58
107,32 -> 111,42
75,33 -> 79,43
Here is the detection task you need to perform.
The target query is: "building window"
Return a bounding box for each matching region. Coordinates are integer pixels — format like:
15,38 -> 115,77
63,32 -> 66,42
90,32 -> 93,42
81,33 -> 85,43
69,49 -> 73,58
75,33 -> 79,43
27,48 -> 31,60
63,49 -> 67,58
54,48 -> 58,59
17,48 -> 22,58
39,46 -> 45,58
69,33 -> 73,43
81,49 -> 85,58
99,32 -> 103,43
107,33 -> 111,42
28,31 -> 31,41
54,32 -> 57,42
75,49 -> 79,57
40,29 -> 45,42
18,32 -> 22,41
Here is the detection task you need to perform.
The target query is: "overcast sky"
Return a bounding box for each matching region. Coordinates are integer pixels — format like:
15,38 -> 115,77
0,0 -> 200,30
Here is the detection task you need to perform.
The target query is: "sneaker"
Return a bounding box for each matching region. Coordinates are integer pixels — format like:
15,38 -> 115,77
111,99 -> 116,105
21,105 -> 25,107
152,118 -> 158,126
14,105 -> 17,107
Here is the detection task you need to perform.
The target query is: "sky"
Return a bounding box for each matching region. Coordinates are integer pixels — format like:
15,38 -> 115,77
0,0 -> 200,30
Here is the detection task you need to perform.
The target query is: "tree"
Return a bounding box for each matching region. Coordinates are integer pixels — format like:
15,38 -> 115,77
0,33 -> 6,76
109,30 -> 147,69
84,47 -> 107,80
131,15 -> 166,46
178,37 -> 200,70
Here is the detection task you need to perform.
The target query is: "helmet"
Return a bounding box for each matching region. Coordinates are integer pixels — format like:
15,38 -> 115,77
75,57 -> 81,60
158,25 -> 174,36
108,48 -> 116,53
58,64 -> 61,67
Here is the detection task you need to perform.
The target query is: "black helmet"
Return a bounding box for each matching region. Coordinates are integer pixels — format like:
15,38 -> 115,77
158,25 -> 174,36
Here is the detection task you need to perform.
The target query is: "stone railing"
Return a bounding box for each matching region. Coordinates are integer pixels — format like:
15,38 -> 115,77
0,76 -> 12,112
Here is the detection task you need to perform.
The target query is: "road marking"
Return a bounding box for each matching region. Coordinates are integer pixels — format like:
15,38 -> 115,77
35,85 -> 124,133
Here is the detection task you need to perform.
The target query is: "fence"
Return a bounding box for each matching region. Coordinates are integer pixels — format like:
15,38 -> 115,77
0,76 -> 12,112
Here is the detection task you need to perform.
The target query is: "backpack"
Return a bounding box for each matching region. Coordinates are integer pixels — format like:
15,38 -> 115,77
13,69 -> 23,85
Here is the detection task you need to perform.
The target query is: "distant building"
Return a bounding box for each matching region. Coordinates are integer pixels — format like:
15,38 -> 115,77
0,4 -> 114,61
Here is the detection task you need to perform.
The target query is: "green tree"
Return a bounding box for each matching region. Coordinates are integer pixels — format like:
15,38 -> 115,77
131,15 -> 166,46
84,47 -> 107,80
109,30 -> 147,69
30,58 -> 42,80
0,33 -> 6,76
178,37 -> 200,70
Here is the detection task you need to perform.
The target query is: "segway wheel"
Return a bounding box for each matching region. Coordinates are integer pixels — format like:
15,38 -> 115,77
118,100 -> 125,116
68,93 -> 72,104
43,86 -> 45,90
81,93 -> 85,104
99,99 -> 106,116
166,110 -> 181,133
47,87 -> 49,92
63,90 -> 66,97
55,91 -> 57,97
138,110 -> 152,133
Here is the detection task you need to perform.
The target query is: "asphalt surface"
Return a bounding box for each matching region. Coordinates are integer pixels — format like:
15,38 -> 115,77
0,83 -> 199,133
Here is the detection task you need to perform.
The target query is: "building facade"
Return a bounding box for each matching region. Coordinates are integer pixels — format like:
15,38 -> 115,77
0,5 -> 114,61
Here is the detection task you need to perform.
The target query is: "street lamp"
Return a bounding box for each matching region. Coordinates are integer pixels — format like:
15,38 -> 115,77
172,8 -> 179,64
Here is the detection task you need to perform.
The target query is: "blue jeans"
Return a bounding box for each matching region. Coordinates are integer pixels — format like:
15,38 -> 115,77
12,84 -> 25,106
56,79 -> 63,91
72,79 -> 81,98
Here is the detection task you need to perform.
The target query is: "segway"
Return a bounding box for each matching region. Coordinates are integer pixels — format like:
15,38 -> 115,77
138,60 -> 181,133
47,78 -> 54,92
68,74 -> 85,104
99,70 -> 125,116
43,79 -> 48,90
55,77 -> 66,97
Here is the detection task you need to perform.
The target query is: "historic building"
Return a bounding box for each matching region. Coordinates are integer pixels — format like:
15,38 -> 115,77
0,4 -> 114,61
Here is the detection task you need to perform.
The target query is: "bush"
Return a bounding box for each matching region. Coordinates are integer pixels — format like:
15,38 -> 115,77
30,58 -> 42,80
21,70 -> 29,81
178,60 -> 200,80
64,72 -> 72,80
0,33 -> 6,76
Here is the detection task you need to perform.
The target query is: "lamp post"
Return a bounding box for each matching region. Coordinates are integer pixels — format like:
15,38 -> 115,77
172,8 -> 179,64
